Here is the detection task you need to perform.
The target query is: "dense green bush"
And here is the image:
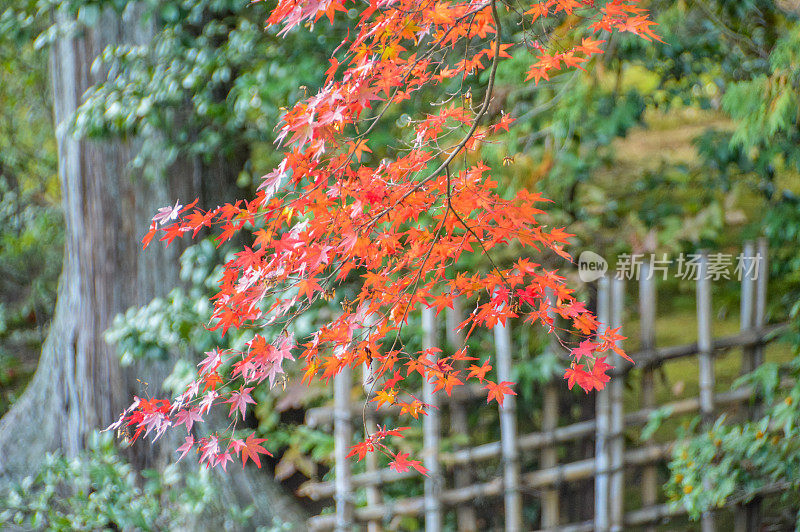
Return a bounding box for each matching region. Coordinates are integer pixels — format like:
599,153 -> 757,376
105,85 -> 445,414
0,175 -> 63,416
0,431 -> 296,531
0,432 -> 212,531
665,356 -> 800,527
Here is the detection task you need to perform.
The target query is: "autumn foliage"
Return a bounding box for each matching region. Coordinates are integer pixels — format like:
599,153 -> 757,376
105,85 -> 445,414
111,0 -> 657,473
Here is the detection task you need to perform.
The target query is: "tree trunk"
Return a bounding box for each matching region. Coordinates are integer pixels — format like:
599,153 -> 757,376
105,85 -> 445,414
0,5 -> 307,528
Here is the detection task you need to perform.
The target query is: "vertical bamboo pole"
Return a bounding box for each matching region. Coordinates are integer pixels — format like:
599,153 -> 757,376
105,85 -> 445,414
594,278 -> 611,532
422,307 -> 442,532
736,240 -> 768,531
446,301 -> 478,531
541,288 -> 560,529
697,252 -> 716,532
362,360 -> 383,532
334,362 -> 353,532
754,238 -> 768,368
639,263 -> 657,529
697,252 -> 715,424
495,315 -> 522,531
734,241 -> 755,532
609,277 -> 626,531
739,241 -> 756,375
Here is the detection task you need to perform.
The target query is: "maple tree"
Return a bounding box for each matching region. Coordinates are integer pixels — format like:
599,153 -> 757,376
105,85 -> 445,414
109,0 -> 659,472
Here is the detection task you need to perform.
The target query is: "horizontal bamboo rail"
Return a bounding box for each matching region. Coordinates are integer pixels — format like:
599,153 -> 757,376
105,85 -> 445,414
534,481 -> 790,532
303,324 -> 787,429
298,380 -> 791,500
311,445 -> 672,530
308,445 -> 672,530
310,450 -> 792,531
625,323 -> 786,372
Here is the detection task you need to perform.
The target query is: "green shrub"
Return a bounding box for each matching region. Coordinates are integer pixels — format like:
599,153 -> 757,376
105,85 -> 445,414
0,432 -> 212,531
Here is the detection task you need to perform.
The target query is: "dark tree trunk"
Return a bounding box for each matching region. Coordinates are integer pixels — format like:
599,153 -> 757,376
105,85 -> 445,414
0,5 -> 306,528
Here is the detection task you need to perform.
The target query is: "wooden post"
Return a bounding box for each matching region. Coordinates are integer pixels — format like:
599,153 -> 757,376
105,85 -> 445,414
753,238 -> 768,369
739,241 -> 756,375
541,288 -> 560,529
363,360 -> 383,532
736,240 -> 767,532
734,242 -> 756,532
495,316 -> 523,531
609,277 -> 626,531
422,307 -> 442,532
697,253 -> 715,424
594,277 -> 612,532
697,252 -> 715,532
639,263 -> 657,532
447,301 -> 478,531
334,362 -> 353,531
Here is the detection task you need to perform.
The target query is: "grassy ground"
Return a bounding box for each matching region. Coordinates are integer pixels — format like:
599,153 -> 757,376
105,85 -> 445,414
612,107 -> 736,171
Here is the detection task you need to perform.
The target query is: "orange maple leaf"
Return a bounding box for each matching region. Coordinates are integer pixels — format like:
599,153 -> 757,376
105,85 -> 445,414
525,3 -> 548,21
398,400 -> 426,419
371,389 -> 398,409
467,360 -> 492,382
484,380 -> 516,407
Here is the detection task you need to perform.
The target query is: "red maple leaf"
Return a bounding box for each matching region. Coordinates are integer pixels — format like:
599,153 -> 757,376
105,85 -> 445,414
389,451 -> 429,476
346,439 -> 375,461
571,340 -> 596,363
564,363 -> 593,392
142,221 -> 158,250
383,370 -> 404,390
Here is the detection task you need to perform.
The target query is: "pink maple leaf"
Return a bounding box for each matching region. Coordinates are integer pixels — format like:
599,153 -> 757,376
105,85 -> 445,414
199,436 -> 220,466
177,435 -> 194,461
173,407 -> 203,432
224,387 -> 256,419
198,349 -> 223,375
153,200 -> 182,225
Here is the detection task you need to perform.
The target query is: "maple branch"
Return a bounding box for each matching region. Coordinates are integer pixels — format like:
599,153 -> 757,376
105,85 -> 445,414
346,2 -> 492,145
444,166 -> 511,294
360,203 -> 451,437
300,3 -> 496,254
359,0 -> 503,229
420,0 -> 504,178
127,0 -> 659,471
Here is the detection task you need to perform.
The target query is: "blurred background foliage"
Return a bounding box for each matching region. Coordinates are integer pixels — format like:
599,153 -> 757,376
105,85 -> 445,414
2,431 -> 214,530
0,430 -> 293,531
0,0 -> 61,416
2,0 -> 800,528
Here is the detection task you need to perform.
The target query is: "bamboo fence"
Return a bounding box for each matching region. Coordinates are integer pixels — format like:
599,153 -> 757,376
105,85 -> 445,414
301,240 -> 786,531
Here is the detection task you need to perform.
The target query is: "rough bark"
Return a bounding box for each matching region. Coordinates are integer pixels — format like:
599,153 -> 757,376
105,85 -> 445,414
0,5 -> 307,528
